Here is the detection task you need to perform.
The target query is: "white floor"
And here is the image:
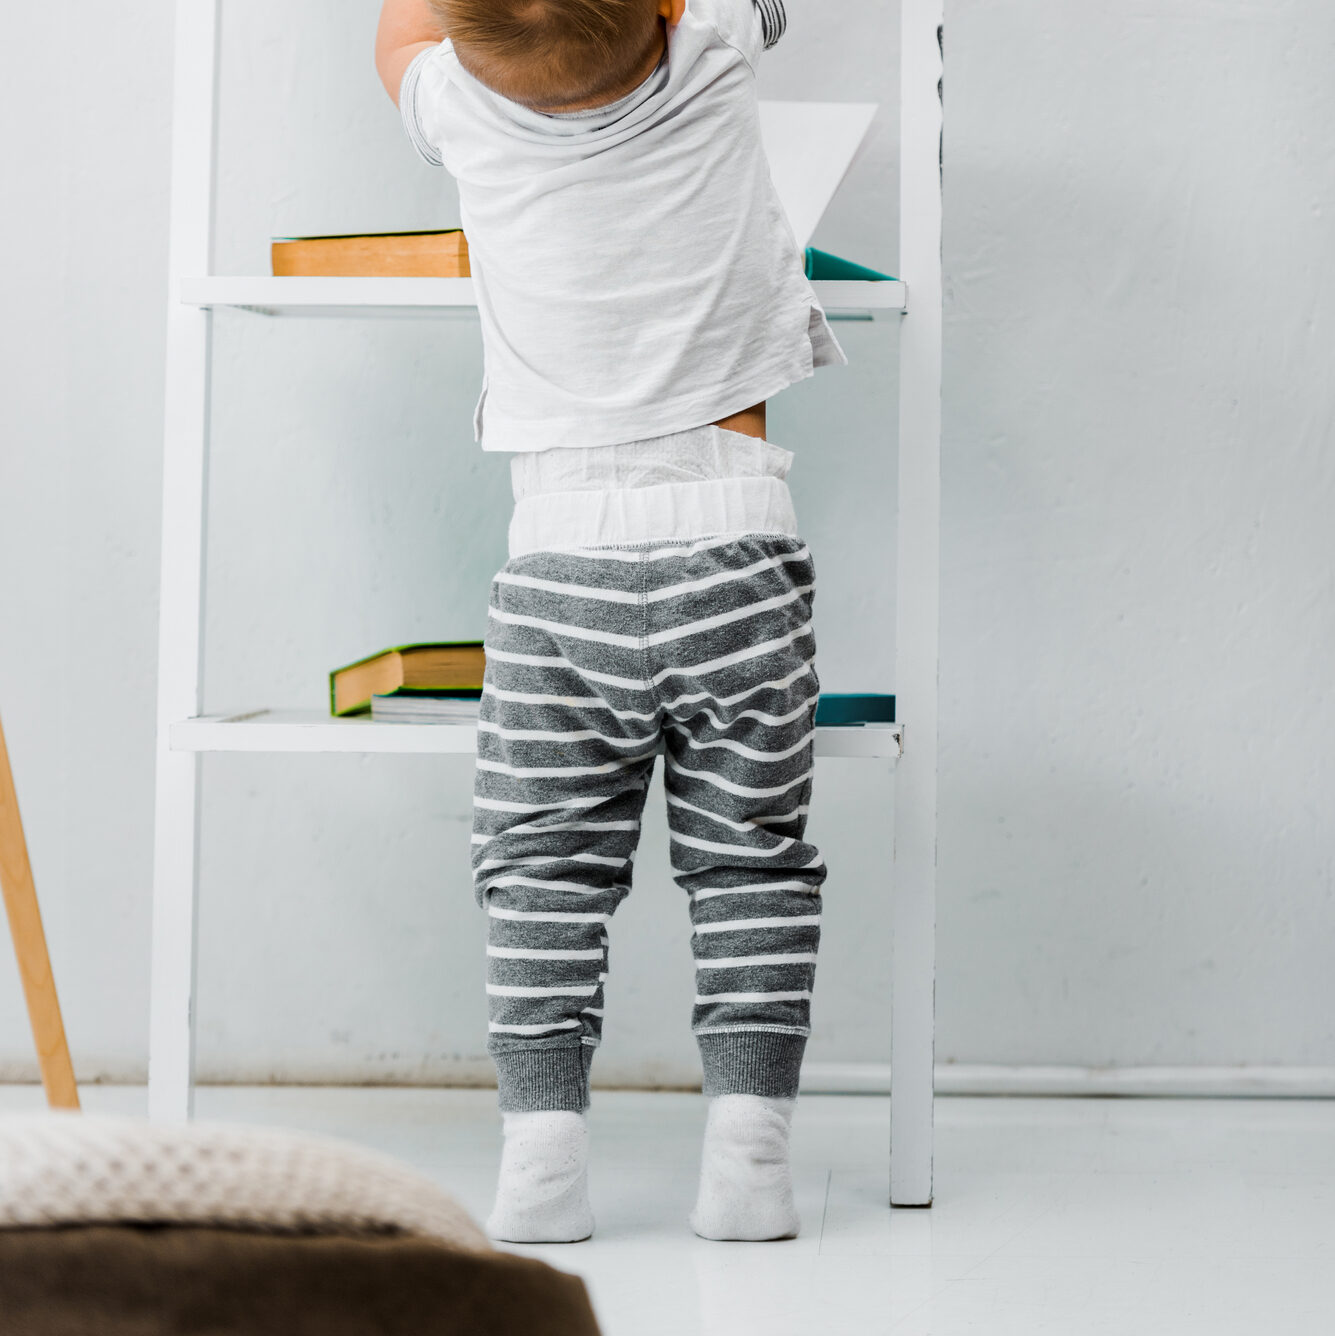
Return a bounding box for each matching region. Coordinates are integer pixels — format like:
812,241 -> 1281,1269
3,1086 -> 1334,1335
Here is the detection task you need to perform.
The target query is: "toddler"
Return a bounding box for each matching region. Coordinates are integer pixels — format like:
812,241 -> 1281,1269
376,0 -> 845,1243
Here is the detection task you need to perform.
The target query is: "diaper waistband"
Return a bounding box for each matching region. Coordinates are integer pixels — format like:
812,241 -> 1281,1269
509,424 -> 794,499
507,474 -> 799,557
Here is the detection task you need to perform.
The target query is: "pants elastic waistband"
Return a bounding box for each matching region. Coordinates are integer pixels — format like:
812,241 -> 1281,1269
507,475 -> 799,557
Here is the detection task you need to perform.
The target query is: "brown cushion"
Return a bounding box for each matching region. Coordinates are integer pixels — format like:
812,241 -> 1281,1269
0,1225 -> 601,1336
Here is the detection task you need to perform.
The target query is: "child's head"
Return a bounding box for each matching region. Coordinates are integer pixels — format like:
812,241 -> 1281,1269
429,0 -> 677,112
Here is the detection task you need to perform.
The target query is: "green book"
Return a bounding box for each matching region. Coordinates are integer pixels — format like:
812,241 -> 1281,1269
330,641 -> 485,717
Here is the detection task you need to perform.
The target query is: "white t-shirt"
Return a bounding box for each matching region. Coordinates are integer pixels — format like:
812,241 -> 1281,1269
401,0 -> 846,453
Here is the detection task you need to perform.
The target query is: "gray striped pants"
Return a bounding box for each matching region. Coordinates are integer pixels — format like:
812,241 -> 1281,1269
471,533 -> 826,1112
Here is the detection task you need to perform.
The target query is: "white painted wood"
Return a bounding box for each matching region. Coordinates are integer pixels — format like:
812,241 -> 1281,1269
809,724 -> 903,759
168,710 -> 904,760
180,276 -> 479,317
891,0 -> 944,1207
935,1065 -> 1335,1099
178,276 -> 907,321
148,0 -> 220,1125
803,1063 -> 1335,1099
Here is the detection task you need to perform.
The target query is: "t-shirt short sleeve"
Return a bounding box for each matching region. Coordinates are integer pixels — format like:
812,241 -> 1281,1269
753,0 -> 788,50
705,0 -> 786,66
400,45 -> 445,166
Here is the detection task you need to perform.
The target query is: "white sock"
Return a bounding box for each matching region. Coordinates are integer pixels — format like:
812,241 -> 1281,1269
689,1094 -> 799,1241
485,1110 -> 594,1244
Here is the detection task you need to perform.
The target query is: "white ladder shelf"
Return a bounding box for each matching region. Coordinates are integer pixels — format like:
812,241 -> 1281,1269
150,0 -> 942,1209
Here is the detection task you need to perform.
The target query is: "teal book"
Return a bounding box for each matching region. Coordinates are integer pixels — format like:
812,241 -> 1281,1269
814,693 -> 896,726
804,247 -> 896,282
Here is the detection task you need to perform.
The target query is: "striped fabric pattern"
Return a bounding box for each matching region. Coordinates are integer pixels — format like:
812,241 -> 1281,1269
753,0 -> 788,50
472,533 -> 826,1112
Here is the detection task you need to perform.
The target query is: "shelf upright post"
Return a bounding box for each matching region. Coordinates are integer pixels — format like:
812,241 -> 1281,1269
891,0 -> 943,1206
148,0 -> 221,1122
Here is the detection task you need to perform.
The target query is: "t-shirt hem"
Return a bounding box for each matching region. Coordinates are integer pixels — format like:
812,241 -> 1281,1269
477,359 -> 830,454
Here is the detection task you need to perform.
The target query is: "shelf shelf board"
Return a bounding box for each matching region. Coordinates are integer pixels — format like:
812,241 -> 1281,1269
179,276 -> 907,322
171,708 -> 904,760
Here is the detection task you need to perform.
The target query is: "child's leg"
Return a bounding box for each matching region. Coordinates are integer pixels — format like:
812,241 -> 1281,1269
471,549 -> 661,1240
653,534 -> 826,1239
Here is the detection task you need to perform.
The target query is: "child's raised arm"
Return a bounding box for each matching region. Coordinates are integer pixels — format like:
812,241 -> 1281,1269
375,0 -> 444,104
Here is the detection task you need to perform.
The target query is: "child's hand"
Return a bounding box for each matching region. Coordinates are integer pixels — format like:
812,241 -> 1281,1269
375,0 -> 444,104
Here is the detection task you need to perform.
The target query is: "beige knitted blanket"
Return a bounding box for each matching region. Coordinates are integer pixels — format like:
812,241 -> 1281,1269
0,1113 -> 489,1249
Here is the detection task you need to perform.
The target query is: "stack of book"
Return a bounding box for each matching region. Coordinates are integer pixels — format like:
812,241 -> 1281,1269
272,230 -> 470,277
271,231 -> 892,285
369,693 -> 481,724
329,642 -> 485,721
330,647 -> 895,728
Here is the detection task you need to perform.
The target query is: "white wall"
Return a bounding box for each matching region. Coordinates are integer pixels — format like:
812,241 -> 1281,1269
1,0 -> 1332,1085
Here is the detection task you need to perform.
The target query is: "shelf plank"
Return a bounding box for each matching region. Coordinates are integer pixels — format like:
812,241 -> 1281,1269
179,277 -> 480,320
179,276 -> 907,322
170,709 -> 903,760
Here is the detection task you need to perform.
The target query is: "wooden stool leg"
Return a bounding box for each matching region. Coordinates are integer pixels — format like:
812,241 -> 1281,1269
0,713 -> 79,1110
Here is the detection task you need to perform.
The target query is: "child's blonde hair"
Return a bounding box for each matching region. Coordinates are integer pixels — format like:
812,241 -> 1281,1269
429,0 -> 662,109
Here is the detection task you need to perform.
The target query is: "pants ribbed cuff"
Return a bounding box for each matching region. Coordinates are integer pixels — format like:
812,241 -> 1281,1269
697,1031 -> 807,1099
493,1044 -> 593,1113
